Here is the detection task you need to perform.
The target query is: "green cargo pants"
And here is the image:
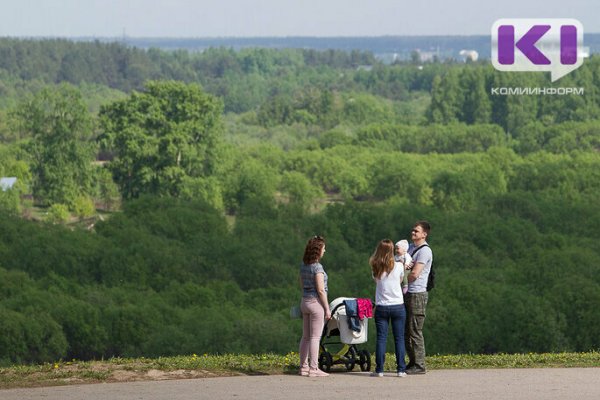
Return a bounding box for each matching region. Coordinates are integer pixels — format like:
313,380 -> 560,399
405,291 -> 428,370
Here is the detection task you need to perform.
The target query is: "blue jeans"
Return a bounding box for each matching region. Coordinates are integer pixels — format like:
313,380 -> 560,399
374,304 -> 407,373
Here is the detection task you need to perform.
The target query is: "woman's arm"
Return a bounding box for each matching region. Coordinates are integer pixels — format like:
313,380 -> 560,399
315,273 -> 331,320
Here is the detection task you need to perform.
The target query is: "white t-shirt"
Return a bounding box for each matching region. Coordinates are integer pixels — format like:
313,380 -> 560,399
374,261 -> 405,306
408,243 -> 433,293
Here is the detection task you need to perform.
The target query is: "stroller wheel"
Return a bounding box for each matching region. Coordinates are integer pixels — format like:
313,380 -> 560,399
319,351 -> 333,372
358,350 -> 371,372
344,347 -> 357,371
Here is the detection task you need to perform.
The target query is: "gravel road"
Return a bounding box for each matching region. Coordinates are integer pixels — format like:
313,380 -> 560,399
2,368 -> 599,400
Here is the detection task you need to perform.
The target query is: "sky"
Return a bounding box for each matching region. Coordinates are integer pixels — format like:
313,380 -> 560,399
1,0 -> 599,37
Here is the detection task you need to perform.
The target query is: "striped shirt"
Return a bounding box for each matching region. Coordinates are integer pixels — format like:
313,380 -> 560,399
300,262 -> 328,298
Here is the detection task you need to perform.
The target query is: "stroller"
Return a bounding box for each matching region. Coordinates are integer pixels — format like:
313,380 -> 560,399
318,297 -> 372,372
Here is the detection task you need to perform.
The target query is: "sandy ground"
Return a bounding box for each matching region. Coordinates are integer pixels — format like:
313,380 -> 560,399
2,368 -> 599,400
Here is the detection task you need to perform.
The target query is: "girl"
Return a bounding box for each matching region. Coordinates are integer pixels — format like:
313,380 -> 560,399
370,239 -> 407,377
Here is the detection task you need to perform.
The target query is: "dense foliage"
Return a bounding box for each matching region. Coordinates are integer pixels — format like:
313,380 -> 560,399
1,185 -> 599,364
0,39 -> 599,365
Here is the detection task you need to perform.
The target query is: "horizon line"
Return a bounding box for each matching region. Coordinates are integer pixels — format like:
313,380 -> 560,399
3,33 -> 599,39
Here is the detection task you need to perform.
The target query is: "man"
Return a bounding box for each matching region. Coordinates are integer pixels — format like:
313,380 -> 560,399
405,220 -> 433,375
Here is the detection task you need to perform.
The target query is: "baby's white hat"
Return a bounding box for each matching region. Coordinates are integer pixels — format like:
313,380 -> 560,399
395,239 -> 409,251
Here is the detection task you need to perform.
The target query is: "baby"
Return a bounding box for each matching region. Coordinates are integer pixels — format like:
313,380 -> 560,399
394,240 -> 413,295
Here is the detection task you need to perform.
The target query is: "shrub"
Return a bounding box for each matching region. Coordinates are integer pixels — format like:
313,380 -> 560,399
46,203 -> 70,224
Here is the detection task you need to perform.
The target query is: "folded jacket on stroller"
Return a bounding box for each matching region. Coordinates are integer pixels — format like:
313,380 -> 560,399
319,297 -> 372,372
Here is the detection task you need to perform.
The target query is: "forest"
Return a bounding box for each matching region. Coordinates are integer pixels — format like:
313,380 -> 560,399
0,39 -> 599,365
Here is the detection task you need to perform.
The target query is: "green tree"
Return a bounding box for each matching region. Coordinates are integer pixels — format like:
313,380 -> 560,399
99,81 -> 224,199
505,75 -> 539,135
223,158 -> 278,212
257,93 -> 294,127
96,167 -> 120,211
12,84 -> 96,206
0,147 -> 29,214
342,92 -> 395,125
432,158 -> 507,211
0,307 -> 68,363
460,68 -> 491,124
279,171 -> 323,211
0,186 -> 20,215
427,70 -> 463,123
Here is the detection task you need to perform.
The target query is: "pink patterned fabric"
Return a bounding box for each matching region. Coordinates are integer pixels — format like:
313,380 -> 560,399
357,298 -> 373,319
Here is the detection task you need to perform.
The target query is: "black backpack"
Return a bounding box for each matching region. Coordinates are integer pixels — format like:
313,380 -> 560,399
410,244 -> 435,291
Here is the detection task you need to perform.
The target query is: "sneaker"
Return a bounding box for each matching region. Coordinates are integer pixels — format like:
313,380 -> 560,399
299,367 -> 309,376
370,372 -> 384,377
308,368 -> 329,377
405,367 -> 426,375
397,372 -> 407,378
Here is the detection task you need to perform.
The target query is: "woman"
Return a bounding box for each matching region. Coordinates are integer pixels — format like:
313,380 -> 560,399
370,239 -> 407,377
298,235 -> 331,377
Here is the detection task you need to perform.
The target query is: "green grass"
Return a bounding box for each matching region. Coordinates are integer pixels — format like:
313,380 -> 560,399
426,352 -> 600,369
1,352 -> 598,389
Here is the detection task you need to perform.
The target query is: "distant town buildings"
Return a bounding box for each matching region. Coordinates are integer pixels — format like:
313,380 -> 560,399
459,49 -> 479,62
413,48 -> 439,63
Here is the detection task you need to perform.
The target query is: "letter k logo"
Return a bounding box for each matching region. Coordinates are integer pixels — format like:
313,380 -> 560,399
492,19 -> 586,82
499,25 -> 551,65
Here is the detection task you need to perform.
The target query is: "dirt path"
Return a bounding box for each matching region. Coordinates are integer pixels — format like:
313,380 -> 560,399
2,368 -> 599,400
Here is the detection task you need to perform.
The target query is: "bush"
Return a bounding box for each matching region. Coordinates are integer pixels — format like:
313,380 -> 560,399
0,188 -> 21,215
71,196 -> 96,218
46,203 -> 70,224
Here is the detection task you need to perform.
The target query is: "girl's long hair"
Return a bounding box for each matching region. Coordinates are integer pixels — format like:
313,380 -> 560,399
370,239 -> 395,279
303,236 -> 325,265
